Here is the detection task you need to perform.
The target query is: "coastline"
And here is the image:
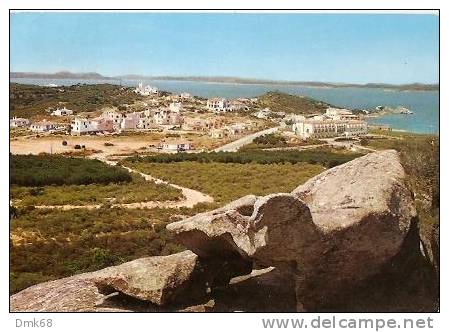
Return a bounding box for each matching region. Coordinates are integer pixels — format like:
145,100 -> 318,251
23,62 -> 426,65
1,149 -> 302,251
10,76 -> 439,92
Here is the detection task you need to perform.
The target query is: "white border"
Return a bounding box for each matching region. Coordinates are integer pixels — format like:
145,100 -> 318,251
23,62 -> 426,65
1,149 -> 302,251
1,3 -> 445,332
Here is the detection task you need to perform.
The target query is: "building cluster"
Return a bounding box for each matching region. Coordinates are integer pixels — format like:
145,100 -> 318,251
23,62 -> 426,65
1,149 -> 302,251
71,106 -> 184,135
134,83 -> 159,96
10,117 -> 30,128
292,108 -> 368,139
206,97 -> 253,112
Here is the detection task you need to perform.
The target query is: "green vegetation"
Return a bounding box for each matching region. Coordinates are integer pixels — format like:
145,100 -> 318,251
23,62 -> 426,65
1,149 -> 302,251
252,133 -> 287,148
11,174 -> 182,206
10,83 -> 142,118
256,91 -> 333,115
10,207 -> 186,294
124,148 -> 362,168
122,161 -> 326,205
11,155 -> 132,186
242,133 -> 325,150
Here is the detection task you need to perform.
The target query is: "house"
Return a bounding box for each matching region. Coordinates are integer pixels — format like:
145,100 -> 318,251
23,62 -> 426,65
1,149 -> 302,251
207,98 -> 231,112
161,140 -> 192,152
137,117 -> 158,130
101,110 -> 123,130
70,118 -> 96,135
120,112 -> 141,130
293,119 -> 367,139
230,100 -> 249,111
154,109 -> 183,126
92,118 -> 114,132
10,117 -> 30,128
30,121 -> 56,133
169,102 -> 183,113
51,107 -> 74,116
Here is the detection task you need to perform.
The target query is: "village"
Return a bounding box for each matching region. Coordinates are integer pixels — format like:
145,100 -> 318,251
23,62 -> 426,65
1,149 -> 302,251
10,82 -> 370,155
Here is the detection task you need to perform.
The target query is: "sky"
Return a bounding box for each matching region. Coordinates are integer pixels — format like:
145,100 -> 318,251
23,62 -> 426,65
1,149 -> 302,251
10,12 -> 439,84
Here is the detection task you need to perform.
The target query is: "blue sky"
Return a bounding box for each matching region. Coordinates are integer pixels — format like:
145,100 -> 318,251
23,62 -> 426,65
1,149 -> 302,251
10,12 -> 439,84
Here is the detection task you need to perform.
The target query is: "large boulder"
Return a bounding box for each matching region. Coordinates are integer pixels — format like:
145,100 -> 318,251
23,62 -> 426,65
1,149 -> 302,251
10,250 -> 251,312
167,150 -> 418,310
166,194 -> 320,268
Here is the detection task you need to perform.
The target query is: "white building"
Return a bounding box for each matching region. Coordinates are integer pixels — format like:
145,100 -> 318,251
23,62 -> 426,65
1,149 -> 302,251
207,98 -> 231,112
70,118 -> 96,135
293,119 -> 367,139
325,108 -> 359,121
169,102 -> 183,113
134,83 -> 159,96
161,141 -> 192,152
10,117 -> 30,128
30,121 -> 56,133
154,109 -> 183,126
51,107 -> 74,116
180,92 -> 192,100
101,110 -> 123,128
137,117 -> 158,130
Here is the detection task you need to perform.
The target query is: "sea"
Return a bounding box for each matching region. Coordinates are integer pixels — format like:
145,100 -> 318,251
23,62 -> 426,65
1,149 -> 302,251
10,78 -> 439,135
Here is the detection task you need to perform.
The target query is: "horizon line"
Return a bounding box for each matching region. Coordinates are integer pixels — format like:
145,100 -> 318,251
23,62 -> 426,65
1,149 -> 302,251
9,70 -> 439,87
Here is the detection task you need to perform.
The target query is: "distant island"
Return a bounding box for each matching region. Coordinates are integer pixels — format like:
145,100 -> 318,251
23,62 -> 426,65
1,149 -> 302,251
10,71 -> 439,91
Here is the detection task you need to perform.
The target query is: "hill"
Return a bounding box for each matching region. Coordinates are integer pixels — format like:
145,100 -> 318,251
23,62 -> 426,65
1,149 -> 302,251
11,71 -> 112,80
10,83 -> 142,118
256,91 -> 333,115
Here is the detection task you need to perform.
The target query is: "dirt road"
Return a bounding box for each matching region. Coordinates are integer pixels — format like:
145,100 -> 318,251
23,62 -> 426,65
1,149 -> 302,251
32,160 -> 214,210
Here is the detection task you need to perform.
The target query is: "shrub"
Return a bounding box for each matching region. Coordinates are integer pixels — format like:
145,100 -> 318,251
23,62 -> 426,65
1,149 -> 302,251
10,155 -> 132,186
126,149 -> 361,169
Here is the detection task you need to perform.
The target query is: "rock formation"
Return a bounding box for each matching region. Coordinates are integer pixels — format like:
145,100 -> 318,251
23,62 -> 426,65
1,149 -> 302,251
10,150 -> 438,312
167,150 -> 417,309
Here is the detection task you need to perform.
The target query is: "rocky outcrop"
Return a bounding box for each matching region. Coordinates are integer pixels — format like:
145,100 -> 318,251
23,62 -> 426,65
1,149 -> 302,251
94,250 -> 248,305
10,250 -> 251,312
10,150 -> 438,312
167,150 -> 417,310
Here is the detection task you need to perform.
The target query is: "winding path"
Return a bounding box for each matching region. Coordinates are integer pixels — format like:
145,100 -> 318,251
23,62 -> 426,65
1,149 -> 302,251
31,159 -> 214,210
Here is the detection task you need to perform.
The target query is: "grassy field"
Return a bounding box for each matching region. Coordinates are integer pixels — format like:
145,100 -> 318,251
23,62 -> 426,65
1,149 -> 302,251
11,173 -> 182,206
10,207 -> 186,294
122,161 -> 326,205
9,160 -> 328,294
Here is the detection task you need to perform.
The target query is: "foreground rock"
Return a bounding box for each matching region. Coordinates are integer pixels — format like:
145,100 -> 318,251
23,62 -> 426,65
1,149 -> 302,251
167,150 -> 417,310
11,250 -> 251,311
